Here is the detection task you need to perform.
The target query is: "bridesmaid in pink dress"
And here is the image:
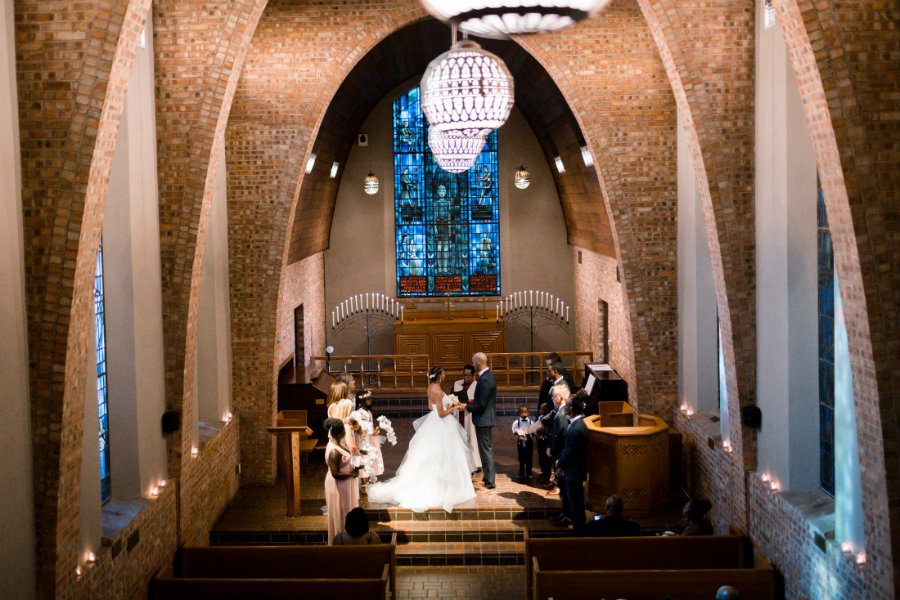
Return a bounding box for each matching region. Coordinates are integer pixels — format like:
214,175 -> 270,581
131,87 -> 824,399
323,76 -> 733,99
324,418 -> 359,544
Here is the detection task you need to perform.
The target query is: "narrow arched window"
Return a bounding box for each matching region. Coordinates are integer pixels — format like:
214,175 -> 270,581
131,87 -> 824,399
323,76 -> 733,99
393,86 -> 500,297
94,243 -> 111,503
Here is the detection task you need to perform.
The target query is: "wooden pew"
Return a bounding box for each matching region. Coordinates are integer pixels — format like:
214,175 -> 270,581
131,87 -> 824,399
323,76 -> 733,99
532,560 -> 775,600
175,537 -> 398,598
524,533 -> 750,600
151,568 -> 389,600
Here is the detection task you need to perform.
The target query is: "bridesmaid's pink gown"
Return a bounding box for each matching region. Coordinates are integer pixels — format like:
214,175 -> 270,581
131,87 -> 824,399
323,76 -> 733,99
324,440 -> 358,544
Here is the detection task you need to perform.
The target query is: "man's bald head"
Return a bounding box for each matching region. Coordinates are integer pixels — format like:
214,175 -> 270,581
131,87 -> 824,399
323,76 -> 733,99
472,352 -> 487,370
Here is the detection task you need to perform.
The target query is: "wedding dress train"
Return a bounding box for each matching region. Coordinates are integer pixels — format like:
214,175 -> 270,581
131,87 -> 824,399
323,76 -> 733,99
367,395 -> 475,512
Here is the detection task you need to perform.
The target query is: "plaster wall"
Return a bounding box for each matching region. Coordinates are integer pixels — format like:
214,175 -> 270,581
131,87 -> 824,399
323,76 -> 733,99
324,80 -> 575,357
0,0 -> 36,595
197,134 -> 234,422
677,111 -> 719,414
754,6 -> 819,491
103,18 -> 168,500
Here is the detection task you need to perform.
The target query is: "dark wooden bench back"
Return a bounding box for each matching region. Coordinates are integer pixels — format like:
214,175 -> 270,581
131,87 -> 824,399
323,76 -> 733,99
525,534 -> 749,600
533,563 -> 774,600
179,542 -> 396,595
151,571 -> 388,600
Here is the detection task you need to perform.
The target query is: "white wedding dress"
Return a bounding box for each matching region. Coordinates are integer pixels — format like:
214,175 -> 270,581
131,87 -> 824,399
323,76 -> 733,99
367,395 -> 475,512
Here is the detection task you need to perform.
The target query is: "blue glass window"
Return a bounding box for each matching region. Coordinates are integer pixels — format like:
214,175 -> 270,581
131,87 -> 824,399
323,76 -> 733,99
94,243 -> 111,503
817,178 -> 835,496
393,87 -> 501,297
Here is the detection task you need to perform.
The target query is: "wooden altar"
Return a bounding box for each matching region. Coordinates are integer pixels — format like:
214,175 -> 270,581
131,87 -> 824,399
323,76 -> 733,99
393,311 -> 505,373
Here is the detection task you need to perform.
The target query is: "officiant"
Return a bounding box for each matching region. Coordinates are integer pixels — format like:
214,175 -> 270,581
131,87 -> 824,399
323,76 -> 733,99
452,364 -> 482,473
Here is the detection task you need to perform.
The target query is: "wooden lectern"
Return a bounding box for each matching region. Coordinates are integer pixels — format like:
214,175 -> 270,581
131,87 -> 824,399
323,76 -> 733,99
266,410 -> 316,517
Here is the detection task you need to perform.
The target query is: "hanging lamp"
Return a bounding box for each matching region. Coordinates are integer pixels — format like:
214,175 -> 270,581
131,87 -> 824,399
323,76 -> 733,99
514,164 -> 530,189
420,38 -> 514,139
428,127 -> 486,173
419,1 -> 612,39
363,171 -> 380,195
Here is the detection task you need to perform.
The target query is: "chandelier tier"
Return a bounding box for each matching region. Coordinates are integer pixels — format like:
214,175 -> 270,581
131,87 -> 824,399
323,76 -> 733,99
420,1 -> 612,39
420,39 -> 514,139
427,127 -> 486,173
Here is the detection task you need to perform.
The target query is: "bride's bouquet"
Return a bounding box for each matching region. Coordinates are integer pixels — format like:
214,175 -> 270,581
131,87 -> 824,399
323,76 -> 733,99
377,415 -> 397,446
351,450 -> 378,476
348,409 -> 374,437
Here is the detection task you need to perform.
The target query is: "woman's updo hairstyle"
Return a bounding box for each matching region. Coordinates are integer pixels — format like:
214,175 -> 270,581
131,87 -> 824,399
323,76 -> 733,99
427,366 -> 443,382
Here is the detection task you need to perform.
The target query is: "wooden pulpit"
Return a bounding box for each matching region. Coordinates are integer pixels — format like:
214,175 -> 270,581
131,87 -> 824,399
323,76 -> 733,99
267,410 -> 316,517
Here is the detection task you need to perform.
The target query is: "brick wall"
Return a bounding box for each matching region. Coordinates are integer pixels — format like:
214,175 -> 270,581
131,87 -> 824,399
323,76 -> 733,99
573,247 -> 637,406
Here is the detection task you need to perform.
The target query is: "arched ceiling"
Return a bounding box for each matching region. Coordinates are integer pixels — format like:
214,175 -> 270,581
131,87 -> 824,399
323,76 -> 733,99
286,18 -> 614,264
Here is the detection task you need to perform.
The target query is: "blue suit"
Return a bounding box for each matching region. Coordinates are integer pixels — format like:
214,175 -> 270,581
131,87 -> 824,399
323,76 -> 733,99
468,369 -> 497,487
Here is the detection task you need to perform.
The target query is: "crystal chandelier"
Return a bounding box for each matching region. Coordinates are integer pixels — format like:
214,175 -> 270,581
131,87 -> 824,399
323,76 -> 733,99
420,1 -> 612,39
514,165 -> 530,189
363,171 -> 379,195
420,39 -> 514,139
428,127 -> 486,173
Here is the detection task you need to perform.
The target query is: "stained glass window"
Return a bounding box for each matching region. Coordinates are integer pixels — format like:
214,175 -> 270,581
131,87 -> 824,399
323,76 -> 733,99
817,178 -> 835,495
94,243 -> 111,503
393,87 -> 501,297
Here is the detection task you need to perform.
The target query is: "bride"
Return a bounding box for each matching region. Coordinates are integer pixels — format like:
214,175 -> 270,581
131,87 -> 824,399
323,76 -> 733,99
367,366 -> 476,512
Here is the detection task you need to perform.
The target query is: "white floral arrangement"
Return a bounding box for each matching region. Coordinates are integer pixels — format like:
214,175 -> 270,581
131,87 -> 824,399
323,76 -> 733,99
349,409 -> 374,437
351,450 -> 378,477
377,415 -> 397,446
442,395 -> 459,409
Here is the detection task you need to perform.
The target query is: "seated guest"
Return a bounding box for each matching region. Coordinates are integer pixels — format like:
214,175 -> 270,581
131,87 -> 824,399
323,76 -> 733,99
585,495 -> 641,537
681,498 -> 714,536
332,507 -> 382,545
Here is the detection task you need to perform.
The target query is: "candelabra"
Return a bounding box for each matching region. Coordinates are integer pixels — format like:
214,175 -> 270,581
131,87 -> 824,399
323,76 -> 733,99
498,289 -> 571,371
332,293 -> 403,376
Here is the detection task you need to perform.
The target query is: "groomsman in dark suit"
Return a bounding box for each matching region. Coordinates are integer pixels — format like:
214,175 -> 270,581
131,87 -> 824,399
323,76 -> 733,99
468,352 -> 497,490
555,391 -> 590,535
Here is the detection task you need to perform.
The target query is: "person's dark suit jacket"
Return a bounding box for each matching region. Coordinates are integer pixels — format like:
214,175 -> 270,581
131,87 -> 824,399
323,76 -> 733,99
548,407 -> 569,459
585,514 -> 641,538
556,417 -> 588,481
558,368 -> 576,392
468,369 -> 496,427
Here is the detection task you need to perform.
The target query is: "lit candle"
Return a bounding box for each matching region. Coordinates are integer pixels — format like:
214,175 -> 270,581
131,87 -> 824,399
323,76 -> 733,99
400,305 -> 404,323
566,306 -> 569,322
332,311 -> 335,328
496,305 -> 499,321
366,293 -> 369,310
530,290 -> 533,305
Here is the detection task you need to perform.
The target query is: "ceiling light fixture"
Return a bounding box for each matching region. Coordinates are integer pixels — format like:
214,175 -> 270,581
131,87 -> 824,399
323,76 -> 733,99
554,155 -> 565,174
420,1 -> 612,39
427,127 -> 487,173
421,36 -> 514,140
514,165 -> 530,189
364,171 -> 380,195
580,145 -> 593,167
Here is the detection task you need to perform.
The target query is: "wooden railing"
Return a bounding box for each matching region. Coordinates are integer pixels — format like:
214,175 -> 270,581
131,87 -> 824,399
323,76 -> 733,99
485,351 -> 593,387
311,350 -> 593,390
311,354 -> 431,389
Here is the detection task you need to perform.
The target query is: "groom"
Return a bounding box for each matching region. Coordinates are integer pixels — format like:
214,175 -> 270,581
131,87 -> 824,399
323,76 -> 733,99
467,352 -> 497,490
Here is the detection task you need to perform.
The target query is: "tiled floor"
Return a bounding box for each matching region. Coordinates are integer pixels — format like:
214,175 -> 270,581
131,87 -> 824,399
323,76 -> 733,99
395,566 -> 524,599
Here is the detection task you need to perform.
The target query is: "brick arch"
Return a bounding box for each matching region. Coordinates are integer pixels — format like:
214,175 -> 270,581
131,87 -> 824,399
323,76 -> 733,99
635,0 -> 757,529
510,2 -> 679,418
771,0 -> 898,594
16,0 -> 152,594
153,0 -> 269,477
227,1 -> 431,482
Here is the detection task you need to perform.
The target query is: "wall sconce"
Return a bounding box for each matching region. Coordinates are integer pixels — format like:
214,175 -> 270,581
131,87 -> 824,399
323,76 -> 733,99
191,447 -> 199,459
305,153 -> 317,174
722,440 -> 732,454
225,411 -> 233,423
856,552 -> 867,567
760,473 -> 770,483
364,171 -> 380,195
514,165 -> 530,189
